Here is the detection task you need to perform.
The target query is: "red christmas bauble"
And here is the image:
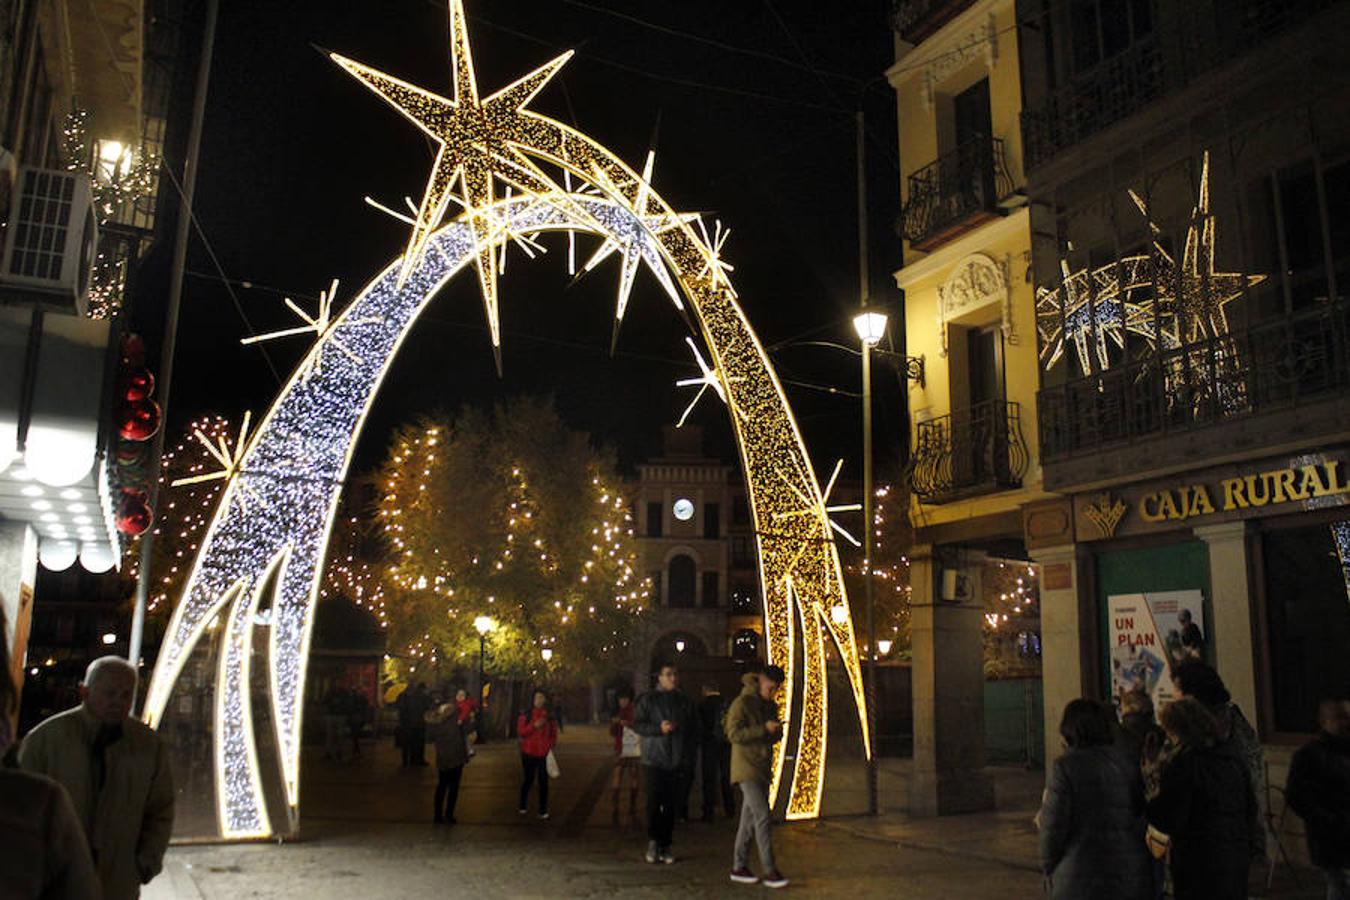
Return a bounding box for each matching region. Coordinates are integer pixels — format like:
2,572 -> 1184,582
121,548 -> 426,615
120,485 -> 148,502
116,441 -> 148,468
116,502 -> 152,536
122,369 -> 155,402
118,399 -> 161,441
120,332 -> 146,367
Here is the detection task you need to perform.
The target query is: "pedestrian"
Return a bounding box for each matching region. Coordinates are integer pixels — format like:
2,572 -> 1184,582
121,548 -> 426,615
426,699 -> 472,824
1173,660 -> 1266,859
1145,697 -> 1255,900
517,689 -> 558,819
19,655 -> 175,900
632,662 -> 700,864
322,683 -> 348,762
726,666 -> 789,889
455,687 -> 478,756
397,682 -> 431,767
1037,698 -> 1152,899
698,681 -> 735,821
1116,689 -> 1164,765
0,609 -> 101,899
1285,696 -> 1350,899
347,687 -> 368,760
609,691 -> 641,820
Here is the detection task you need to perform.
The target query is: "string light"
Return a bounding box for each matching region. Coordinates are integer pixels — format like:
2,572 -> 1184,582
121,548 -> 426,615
144,0 -> 867,835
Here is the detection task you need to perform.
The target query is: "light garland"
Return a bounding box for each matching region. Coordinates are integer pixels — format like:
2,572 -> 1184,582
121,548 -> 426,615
143,0 -> 868,836
1036,153 -> 1265,393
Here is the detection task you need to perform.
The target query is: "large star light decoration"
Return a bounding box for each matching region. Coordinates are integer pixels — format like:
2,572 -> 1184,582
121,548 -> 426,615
1038,151 -> 1264,374
330,0 -> 573,367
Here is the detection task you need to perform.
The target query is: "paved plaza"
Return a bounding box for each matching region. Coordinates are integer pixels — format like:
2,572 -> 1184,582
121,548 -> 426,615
146,725 -> 1046,899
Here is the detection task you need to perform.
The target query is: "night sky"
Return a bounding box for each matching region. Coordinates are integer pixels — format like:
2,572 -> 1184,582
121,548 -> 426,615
146,0 -> 907,480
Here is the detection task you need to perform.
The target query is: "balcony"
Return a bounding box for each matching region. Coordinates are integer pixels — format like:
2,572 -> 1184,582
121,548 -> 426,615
1038,300 -> 1350,466
1021,39 -> 1163,173
891,0 -> 978,44
910,400 -> 1030,504
900,136 -> 1015,252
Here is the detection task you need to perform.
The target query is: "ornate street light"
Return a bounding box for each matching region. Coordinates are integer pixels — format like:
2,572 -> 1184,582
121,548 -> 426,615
473,615 -> 496,743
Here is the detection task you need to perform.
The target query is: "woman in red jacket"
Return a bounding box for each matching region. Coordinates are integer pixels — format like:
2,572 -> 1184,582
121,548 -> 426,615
517,690 -> 558,819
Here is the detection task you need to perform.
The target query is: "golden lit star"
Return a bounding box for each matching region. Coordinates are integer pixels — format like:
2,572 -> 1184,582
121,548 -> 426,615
330,0 -> 572,367
239,278 -> 377,381
694,216 -> 736,293
675,336 -> 744,426
775,459 -> 862,548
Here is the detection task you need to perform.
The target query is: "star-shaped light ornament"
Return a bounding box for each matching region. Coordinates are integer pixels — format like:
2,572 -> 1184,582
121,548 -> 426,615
774,459 -> 862,548
240,279 -> 376,381
330,0 -> 574,370
171,411 -> 265,508
581,149 -> 693,350
694,216 -> 736,294
675,336 -> 744,427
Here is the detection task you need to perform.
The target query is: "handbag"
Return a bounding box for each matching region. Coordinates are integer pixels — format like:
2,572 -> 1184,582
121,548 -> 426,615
545,749 -> 561,779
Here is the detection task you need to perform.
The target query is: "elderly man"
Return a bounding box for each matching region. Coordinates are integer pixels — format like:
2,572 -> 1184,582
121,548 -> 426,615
20,655 -> 175,900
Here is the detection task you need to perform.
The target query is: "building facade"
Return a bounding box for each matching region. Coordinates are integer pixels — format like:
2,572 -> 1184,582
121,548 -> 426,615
889,0 -> 1047,814
1011,0 -> 1350,829
631,425 -> 762,679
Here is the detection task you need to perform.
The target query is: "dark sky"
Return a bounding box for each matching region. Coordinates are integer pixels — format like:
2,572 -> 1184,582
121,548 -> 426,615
150,0 -> 907,479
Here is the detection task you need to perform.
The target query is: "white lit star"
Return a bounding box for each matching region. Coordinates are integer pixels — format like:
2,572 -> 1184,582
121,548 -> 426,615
240,278 -> 377,380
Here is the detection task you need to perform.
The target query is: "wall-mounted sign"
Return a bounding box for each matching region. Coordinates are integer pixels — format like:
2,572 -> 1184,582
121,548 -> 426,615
1108,590 -> 1206,709
1075,450 -> 1350,541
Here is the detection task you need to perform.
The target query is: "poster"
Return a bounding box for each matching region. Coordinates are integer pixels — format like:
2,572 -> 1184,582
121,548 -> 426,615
1108,589 -> 1206,708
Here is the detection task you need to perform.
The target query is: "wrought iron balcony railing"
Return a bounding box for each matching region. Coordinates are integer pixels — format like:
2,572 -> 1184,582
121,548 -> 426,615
900,135 -> 1014,251
1038,300 -> 1350,461
910,400 -> 1030,504
1021,39 -> 1163,173
890,0 -> 978,44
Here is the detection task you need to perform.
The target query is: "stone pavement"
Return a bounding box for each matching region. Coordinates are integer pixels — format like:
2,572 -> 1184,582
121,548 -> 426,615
145,724 -> 1046,899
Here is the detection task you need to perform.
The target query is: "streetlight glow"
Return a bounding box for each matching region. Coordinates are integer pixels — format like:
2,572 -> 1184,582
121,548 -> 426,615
852,310 -> 888,347
877,639 -> 893,656
473,615 -> 496,636
674,639 -> 686,653
540,648 -> 553,662
830,604 -> 849,625
101,632 -> 117,645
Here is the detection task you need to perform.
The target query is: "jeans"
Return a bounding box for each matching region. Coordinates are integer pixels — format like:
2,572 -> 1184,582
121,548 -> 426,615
1325,867 -> 1350,900
434,765 -> 463,821
734,780 -> 775,873
700,741 -> 734,817
520,753 -> 549,813
644,766 -> 683,848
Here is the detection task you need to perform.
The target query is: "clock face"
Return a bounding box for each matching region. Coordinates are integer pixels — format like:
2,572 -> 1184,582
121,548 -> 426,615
672,498 -> 695,521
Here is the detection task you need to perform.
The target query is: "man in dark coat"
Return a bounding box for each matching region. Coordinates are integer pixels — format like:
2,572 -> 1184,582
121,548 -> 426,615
397,683 -> 431,767
632,663 -> 699,865
1286,697 -> 1350,899
697,682 -> 735,821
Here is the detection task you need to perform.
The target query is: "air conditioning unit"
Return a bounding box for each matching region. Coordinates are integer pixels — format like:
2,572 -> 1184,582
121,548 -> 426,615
0,166 -> 98,316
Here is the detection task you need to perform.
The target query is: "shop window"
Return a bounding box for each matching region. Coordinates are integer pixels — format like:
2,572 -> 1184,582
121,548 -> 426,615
668,554 -> 696,608
1261,519 -> 1350,733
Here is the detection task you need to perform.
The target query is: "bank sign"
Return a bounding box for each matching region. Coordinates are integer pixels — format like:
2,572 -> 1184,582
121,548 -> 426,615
1075,450 -> 1350,541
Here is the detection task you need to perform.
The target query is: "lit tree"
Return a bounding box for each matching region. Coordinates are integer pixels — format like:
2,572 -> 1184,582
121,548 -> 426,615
981,559 -> 1041,679
839,475 -> 913,659
375,398 -> 647,681
121,414 -> 232,618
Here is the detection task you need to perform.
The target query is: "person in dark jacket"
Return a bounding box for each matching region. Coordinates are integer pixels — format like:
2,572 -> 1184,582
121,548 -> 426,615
1146,697 -> 1255,900
726,667 -> 788,890
517,690 -> 558,819
397,683 -> 432,767
1038,698 -> 1153,900
632,662 -> 700,864
426,701 -> 472,824
1285,696 -> 1350,899
1173,660 -> 1266,860
1116,689 -> 1165,766
698,682 -> 735,821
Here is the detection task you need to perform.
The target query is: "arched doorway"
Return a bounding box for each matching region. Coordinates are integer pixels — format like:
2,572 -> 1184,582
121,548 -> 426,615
650,631 -> 708,674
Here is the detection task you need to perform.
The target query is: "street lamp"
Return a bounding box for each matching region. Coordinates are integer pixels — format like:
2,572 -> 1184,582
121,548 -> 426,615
540,648 -> 553,662
674,639 -> 686,653
877,639 -> 893,657
853,303 -> 888,817
473,615 -> 496,742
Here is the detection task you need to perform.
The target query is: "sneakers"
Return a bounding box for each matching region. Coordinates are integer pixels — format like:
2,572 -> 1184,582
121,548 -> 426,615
644,842 -> 659,864
762,871 -> 790,889
538,812 -> 550,820
729,868 -> 759,884
659,848 -> 676,865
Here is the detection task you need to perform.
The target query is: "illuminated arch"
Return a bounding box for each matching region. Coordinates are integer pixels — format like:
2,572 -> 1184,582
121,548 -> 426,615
142,5 -> 869,840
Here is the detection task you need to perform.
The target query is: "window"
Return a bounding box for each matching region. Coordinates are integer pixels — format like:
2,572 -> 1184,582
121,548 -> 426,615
732,496 -> 750,525
646,501 -> 663,538
1068,0 -> 1153,75
732,629 -> 761,661
1260,519 -> 1350,733
732,537 -> 755,568
701,571 -> 720,608
1264,158 -> 1350,314
668,555 -> 696,608
703,502 -> 720,539
649,571 -> 662,606
730,583 -> 757,615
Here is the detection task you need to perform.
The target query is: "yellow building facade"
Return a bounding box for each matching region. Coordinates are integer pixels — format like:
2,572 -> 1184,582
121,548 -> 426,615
888,0 -> 1049,814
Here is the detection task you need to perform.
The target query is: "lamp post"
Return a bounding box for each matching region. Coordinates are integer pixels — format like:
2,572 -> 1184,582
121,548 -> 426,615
473,615 -> 495,742
853,306 -> 887,817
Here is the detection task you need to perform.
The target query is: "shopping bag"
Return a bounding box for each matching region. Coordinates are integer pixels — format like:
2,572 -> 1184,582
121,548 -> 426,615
545,749 -> 561,779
